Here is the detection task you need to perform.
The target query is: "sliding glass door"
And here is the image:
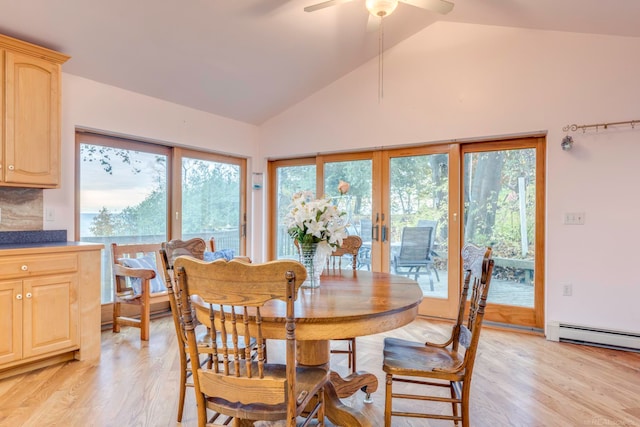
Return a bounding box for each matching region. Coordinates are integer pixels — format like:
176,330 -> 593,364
177,149 -> 246,255
461,138 -> 545,328
270,159 -> 316,260
383,146 -> 458,317
268,136 -> 545,328
77,133 -> 169,304
77,133 -> 247,312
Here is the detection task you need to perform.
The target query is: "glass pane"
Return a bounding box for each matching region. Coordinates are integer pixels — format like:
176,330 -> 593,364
463,149 -> 536,308
275,165 -> 316,259
389,154 -> 449,298
79,143 -> 168,304
324,160 -> 373,270
182,157 -> 241,253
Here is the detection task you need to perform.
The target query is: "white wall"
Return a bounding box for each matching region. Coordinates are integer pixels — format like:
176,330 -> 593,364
44,74 -> 260,255
260,22 -> 640,334
42,22 -> 640,335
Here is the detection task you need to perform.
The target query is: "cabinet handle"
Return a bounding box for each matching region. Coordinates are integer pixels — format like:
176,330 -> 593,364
21,265 -> 28,271
8,165 -> 14,171
16,294 -> 22,300
26,293 -> 32,298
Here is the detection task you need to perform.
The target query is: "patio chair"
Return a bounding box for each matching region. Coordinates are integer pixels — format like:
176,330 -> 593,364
393,226 -> 437,291
417,219 -> 441,283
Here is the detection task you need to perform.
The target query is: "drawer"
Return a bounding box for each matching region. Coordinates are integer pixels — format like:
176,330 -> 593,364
0,253 -> 78,278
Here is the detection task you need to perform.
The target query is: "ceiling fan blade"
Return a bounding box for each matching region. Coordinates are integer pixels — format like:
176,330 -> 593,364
304,0 -> 354,13
400,0 -> 454,14
366,14 -> 380,32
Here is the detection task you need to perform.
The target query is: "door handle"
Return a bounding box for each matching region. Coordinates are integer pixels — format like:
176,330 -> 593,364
372,213 -> 380,241
381,225 -> 387,242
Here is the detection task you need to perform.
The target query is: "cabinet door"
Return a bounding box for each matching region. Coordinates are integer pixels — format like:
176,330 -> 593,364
4,51 -> 60,186
23,274 -> 78,358
0,280 -> 22,365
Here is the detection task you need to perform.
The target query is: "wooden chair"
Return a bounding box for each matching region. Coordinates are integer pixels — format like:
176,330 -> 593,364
326,235 -> 363,374
111,242 -> 168,341
383,243 -> 494,427
158,238 -> 222,423
393,226 -> 437,291
174,257 -> 328,427
326,235 -> 362,271
209,236 -> 251,263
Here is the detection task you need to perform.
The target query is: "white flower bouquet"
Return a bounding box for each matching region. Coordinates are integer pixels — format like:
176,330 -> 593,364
285,190 -> 348,251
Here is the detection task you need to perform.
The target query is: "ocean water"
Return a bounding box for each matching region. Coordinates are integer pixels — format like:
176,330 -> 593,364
80,212 -> 97,237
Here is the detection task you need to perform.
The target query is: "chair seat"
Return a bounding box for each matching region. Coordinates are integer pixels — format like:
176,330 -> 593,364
115,289 -> 168,302
382,337 -> 465,382
204,364 -> 328,422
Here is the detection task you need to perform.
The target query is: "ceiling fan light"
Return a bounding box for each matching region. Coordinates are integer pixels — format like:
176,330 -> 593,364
366,0 -> 399,17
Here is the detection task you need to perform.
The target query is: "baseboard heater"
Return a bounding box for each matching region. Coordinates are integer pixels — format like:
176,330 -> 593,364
547,321 -> 640,352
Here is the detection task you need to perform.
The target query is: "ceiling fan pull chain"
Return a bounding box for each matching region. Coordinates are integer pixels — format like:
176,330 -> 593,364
378,16 -> 384,101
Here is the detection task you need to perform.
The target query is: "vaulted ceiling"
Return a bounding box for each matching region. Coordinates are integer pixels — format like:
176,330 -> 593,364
1,0 -> 639,125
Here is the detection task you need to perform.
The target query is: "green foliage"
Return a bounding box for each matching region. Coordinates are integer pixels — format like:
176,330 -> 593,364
89,207 -> 116,236
80,144 -> 141,175
85,150 -> 241,238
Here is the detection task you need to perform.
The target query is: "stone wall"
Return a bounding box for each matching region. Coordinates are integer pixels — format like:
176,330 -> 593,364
0,188 -> 43,231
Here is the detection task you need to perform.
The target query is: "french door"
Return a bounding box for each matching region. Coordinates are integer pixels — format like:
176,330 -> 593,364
268,136 -> 545,328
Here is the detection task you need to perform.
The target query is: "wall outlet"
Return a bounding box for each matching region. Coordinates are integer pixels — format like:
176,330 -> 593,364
562,283 -> 573,296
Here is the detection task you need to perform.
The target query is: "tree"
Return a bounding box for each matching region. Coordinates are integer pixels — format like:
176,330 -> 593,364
89,207 -> 116,236
463,151 -> 504,245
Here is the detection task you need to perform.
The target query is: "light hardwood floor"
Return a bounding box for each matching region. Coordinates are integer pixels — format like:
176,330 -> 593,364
1,316 -> 639,427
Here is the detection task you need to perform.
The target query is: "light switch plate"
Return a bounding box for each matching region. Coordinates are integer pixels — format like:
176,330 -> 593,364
564,212 -> 585,225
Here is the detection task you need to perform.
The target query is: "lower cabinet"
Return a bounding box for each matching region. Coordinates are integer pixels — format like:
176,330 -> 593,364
0,244 -> 102,377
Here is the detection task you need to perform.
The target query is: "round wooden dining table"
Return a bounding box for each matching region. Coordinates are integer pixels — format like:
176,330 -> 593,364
196,269 -> 423,427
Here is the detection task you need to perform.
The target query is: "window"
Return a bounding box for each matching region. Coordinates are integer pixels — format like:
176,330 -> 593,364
76,133 -> 246,306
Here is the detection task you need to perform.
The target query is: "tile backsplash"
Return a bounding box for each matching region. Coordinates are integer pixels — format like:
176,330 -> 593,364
0,188 -> 43,231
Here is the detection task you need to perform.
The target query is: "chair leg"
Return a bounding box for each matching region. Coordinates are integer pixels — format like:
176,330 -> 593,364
384,374 -> 393,427
350,338 -> 357,373
450,382 -> 459,426
177,352 -> 188,422
461,386 -> 470,427
140,299 -> 150,341
432,265 -> 440,282
112,301 -> 121,333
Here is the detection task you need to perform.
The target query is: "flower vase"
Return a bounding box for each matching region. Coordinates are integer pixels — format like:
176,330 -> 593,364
299,242 -> 326,288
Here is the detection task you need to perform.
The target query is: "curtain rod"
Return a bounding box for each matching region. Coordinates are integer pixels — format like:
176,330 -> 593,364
563,119 -> 640,133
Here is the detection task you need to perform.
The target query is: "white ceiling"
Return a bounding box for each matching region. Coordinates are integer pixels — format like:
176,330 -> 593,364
1,0 -> 639,125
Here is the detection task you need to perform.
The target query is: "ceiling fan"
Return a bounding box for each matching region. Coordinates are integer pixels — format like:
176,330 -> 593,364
304,0 -> 455,24
305,0 -> 454,100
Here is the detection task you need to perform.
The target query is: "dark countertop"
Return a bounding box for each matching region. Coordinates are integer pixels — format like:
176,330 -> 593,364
0,229 -> 67,245
0,230 -> 104,253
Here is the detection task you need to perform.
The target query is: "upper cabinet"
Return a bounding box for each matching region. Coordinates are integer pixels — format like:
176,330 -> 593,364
0,34 -> 69,188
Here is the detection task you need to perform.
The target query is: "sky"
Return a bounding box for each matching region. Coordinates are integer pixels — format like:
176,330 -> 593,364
79,147 -> 166,213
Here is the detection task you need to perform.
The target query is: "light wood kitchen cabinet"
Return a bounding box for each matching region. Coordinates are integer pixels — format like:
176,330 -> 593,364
0,273 -> 78,365
0,243 -> 102,378
0,33 -> 69,188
